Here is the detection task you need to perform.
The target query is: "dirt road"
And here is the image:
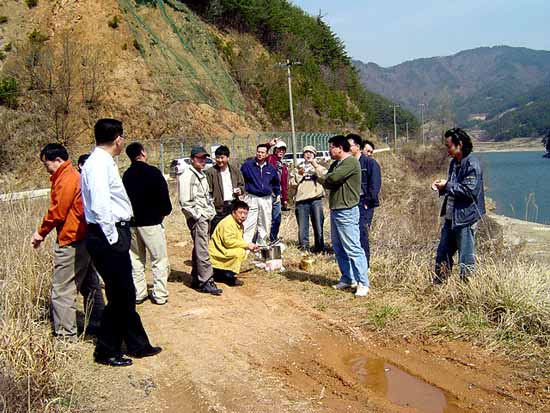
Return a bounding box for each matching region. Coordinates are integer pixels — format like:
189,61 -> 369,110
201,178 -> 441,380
80,211 -> 547,413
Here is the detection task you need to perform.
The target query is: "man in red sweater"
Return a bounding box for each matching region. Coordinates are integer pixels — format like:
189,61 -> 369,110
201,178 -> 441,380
266,138 -> 289,242
31,143 -> 104,340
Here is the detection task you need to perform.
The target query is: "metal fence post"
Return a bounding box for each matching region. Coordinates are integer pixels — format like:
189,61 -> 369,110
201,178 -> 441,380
159,142 -> 165,175
179,142 -> 184,157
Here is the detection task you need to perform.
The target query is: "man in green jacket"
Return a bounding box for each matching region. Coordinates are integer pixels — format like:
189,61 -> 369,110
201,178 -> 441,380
311,135 -> 370,297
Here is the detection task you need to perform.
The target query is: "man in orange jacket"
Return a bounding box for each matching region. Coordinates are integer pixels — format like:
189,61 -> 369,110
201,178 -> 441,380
31,143 -> 104,340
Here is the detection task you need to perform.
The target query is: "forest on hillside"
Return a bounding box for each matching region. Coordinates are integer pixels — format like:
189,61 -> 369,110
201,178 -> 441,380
355,46 -> 550,139
181,0 -> 418,133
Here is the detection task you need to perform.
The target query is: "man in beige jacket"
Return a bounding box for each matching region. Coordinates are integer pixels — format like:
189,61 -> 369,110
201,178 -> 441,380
289,146 -> 327,253
178,146 -> 221,296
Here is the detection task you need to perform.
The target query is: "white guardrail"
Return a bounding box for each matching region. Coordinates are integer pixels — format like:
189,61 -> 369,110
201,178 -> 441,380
0,188 -> 51,202
0,148 -> 391,203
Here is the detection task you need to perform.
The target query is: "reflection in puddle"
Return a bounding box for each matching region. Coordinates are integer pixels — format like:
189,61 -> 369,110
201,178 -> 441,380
348,355 -> 465,413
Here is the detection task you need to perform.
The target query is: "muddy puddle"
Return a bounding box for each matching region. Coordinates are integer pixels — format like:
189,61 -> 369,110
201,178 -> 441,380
347,354 -> 466,412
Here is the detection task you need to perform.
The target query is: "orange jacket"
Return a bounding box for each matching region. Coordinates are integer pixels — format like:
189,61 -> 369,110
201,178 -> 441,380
38,161 -> 87,246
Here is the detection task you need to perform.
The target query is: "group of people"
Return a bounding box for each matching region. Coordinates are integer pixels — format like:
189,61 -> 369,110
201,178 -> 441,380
177,134 -> 382,297
32,117 -> 485,367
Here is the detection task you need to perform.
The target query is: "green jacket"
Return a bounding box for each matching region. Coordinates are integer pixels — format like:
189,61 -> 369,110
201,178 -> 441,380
316,156 -> 361,210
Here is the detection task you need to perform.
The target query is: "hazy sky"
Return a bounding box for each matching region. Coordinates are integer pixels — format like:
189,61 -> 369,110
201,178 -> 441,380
292,0 -> 550,67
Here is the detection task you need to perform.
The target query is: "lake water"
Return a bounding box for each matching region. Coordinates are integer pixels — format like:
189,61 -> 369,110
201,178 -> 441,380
477,151 -> 550,225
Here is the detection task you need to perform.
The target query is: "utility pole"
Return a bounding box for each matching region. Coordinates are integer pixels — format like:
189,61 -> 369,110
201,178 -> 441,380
419,103 -> 426,146
391,104 -> 399,149
278,59 -> 302,166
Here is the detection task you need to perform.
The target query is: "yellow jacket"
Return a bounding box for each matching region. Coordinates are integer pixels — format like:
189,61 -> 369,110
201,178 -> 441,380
209,214 -> 249,274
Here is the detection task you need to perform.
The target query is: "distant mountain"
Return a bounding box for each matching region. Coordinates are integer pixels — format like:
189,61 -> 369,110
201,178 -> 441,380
354,46 -> 550,139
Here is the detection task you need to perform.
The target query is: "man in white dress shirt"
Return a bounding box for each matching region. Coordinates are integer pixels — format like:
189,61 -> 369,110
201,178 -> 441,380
81,118 -> 161,367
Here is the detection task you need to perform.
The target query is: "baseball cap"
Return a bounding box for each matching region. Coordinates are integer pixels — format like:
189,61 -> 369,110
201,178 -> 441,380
275,140 -> 287,149
190,146 -> 210,158
302,145 -> 317,155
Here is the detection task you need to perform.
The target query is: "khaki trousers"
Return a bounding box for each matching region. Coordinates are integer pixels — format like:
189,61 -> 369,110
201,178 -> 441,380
130,225 -> 170,303
186,216 -> 213,286
52,240 -> 105,337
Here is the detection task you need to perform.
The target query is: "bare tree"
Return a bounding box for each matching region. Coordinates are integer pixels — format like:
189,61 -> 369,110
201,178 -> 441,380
80,46 -> 105,110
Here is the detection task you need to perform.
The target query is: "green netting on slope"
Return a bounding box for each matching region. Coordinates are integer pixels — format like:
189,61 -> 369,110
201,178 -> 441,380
118,0 -> 244,112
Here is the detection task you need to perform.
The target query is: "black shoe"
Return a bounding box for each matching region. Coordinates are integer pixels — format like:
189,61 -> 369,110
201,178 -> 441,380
190,280 -> 200,289
94,355 -> 133,367
151,298 -> 168,305
136,296 -> 148,305
227,277 -> 244,287
200,280 -> 223,296
127,346 -> 162,359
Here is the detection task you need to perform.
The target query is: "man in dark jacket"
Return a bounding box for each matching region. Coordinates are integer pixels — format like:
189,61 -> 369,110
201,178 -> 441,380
432,128 -> 486,283
347,134 -> 382,265
123,142 -> 172,305
206,145 -> 246,234
240,144 -> 280,245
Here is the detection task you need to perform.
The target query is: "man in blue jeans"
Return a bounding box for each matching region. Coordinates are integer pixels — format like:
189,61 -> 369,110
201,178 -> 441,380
432,128 -> 486,283
313,135 -> 369,297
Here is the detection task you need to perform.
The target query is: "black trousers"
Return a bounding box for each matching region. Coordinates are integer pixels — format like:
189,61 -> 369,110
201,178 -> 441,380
209,202 -> 233,235
86,223 -> 151,358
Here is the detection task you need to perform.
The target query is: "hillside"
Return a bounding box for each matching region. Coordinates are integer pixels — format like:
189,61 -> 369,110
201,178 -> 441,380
0,0 -> 417,189
354,46 -> 550,139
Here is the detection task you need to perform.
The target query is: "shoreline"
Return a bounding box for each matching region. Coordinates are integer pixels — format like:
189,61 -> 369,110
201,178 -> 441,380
476,148 -> 543,153
488,212 -> 550,264
474,136 -> 543,153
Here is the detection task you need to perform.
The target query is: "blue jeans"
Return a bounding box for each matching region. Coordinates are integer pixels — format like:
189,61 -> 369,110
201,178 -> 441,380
359,205 -> 374,264
330,206 -> 369,286
270,199 -> 282,242
295,198 -> 324,252
435,219 -> 476,281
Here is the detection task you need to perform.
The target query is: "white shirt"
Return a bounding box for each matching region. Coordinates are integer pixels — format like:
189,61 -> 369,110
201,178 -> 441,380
220,168 -> 233,202
81,147 -> 133,245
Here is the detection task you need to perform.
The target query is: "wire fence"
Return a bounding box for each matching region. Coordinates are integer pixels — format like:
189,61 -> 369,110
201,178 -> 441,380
69,132 -> 336,175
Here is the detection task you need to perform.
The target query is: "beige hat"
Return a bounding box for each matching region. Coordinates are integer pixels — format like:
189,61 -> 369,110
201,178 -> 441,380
302,145 -> 317,155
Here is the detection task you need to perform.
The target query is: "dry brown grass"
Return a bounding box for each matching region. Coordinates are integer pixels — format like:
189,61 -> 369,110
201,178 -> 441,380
0,198 -> 92,412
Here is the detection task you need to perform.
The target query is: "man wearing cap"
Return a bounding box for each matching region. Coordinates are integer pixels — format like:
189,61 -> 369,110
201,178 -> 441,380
178,146 -> 221,295
289,146 -> 327,253
266,137 -> 289,242
240,144 -> 281,245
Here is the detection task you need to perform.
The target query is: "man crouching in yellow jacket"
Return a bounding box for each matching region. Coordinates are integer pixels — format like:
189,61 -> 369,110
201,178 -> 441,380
209,200 -> 259,286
